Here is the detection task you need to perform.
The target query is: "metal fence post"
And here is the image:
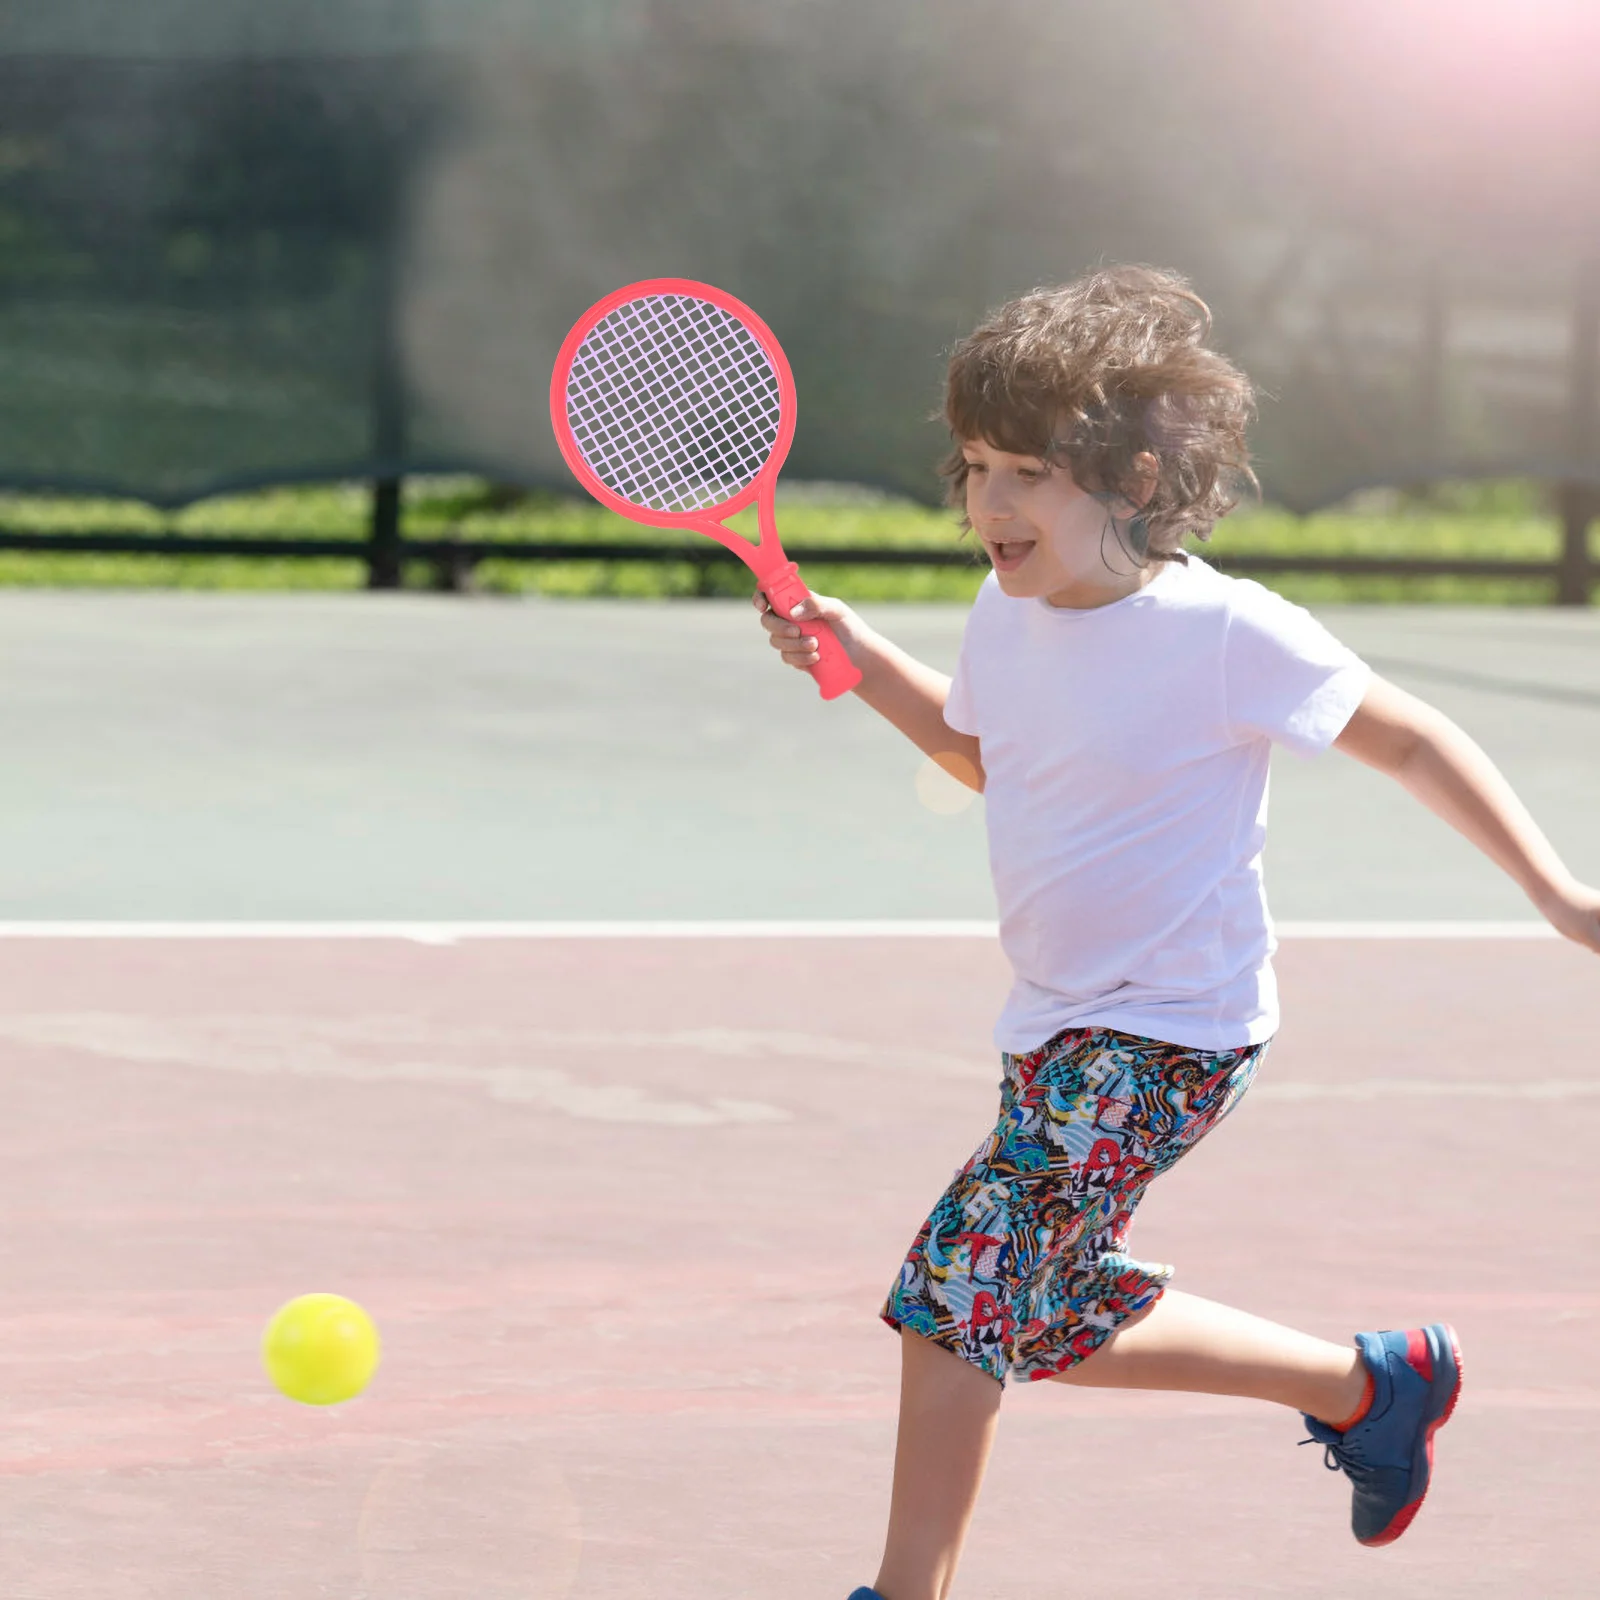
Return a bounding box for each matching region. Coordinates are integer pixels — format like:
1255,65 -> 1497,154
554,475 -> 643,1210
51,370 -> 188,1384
368,476 -> 404,589
366,170 -> 407,592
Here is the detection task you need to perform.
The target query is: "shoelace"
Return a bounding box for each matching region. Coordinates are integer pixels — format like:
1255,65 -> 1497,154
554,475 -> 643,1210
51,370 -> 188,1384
1298,1431 -> 1380,1486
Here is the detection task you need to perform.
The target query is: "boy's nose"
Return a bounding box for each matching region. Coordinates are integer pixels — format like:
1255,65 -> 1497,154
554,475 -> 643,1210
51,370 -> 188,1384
973,484 -> 1014,520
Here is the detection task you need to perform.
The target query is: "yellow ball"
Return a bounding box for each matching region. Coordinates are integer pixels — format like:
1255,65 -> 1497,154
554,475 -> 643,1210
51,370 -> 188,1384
262,1293 -> 381,1406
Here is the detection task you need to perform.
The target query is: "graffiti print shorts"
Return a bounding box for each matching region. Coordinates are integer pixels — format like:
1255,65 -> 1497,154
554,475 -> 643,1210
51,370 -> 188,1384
882,1024 -> 1271,1385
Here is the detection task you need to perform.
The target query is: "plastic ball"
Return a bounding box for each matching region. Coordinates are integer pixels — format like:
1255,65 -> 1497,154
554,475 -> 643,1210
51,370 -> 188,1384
262,1293 -> 381,1406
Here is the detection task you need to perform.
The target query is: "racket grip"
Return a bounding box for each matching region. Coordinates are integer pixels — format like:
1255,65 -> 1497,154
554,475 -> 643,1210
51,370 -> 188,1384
805,617 -> 864,701
762,562 -> 863,701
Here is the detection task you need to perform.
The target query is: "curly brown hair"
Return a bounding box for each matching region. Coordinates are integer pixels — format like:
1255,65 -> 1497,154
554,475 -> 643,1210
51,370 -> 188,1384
939,265 -> 1260,566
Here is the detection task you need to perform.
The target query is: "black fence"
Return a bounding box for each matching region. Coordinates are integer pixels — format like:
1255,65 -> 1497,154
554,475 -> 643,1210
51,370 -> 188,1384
2,477 -> 1594,602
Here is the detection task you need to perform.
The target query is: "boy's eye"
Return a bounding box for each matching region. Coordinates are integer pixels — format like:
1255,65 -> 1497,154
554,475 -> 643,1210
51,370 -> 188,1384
962,459 -> 1045,481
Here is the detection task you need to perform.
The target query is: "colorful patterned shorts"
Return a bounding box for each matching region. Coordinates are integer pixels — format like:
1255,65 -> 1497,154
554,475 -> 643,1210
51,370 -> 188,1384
881,1024 -> 1271,1385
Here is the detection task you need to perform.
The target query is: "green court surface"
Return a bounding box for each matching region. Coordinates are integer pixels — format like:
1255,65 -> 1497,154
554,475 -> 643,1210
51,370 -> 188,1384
0,591 -> 1593,923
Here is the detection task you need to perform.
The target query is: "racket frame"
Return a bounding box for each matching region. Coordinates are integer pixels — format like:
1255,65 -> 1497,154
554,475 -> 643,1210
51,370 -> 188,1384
550,277 -> 860,701
550,277 -> 795,562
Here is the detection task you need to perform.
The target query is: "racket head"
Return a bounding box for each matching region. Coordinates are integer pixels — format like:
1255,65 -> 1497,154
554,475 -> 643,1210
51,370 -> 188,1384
550,278 -> 797,528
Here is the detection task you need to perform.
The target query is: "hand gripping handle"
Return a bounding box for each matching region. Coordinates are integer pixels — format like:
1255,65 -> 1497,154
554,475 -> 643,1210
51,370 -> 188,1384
761,561 -> 863,702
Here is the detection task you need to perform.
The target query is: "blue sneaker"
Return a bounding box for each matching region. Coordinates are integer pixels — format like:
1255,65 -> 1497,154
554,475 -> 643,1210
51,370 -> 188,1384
1301,1323 -> 1463,1547
846,1591 -> 885,1600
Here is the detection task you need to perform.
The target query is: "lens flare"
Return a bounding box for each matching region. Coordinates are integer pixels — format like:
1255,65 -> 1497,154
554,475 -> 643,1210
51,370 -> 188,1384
915,753 -> 980,816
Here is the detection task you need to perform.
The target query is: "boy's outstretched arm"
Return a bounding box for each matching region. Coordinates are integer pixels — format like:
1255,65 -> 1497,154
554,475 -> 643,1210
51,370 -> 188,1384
1333,674 -> 1600,953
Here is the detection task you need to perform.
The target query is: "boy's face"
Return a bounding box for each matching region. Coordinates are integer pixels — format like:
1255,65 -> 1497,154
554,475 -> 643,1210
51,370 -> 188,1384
960,437 -> 1158,610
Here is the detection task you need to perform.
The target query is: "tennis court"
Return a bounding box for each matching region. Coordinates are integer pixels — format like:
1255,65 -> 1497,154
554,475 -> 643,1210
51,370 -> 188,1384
2,593 -> 1598,1596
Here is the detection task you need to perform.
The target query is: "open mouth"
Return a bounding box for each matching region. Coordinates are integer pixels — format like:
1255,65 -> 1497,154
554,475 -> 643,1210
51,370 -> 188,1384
984,538 -> 1036,572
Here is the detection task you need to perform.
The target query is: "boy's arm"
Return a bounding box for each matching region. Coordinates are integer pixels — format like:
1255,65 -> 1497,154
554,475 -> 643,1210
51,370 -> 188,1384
854,632 -> 986,794
1334,674 -> 1599,950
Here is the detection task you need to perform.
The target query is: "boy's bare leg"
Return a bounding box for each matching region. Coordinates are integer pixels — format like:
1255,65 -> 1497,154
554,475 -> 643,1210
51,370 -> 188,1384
873,1329 -> 1003,1600
1051,1288 -> 1368,1423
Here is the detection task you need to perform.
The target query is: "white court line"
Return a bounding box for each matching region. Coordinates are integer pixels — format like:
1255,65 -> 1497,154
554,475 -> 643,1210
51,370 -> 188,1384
0,920 -> 1559,941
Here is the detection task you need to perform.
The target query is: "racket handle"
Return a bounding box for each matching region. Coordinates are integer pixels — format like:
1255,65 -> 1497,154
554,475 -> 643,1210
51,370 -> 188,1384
804,615 -> 864,701
761,562 -> 863,702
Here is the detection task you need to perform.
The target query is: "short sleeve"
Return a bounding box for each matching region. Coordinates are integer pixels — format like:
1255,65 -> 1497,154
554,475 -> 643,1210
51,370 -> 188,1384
943,578 -> 995,736
944,641 -> 978,735
1223,580 -> 1372,757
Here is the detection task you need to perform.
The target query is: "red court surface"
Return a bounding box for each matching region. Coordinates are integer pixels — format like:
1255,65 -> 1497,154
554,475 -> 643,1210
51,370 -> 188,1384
2,932 -> 1597,1598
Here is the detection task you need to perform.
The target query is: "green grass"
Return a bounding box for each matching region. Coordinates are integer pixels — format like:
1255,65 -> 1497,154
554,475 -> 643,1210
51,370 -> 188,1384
0,476 -> 1594,605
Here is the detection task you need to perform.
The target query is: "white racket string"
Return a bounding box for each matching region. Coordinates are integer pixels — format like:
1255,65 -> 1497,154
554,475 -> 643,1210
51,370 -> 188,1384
564,293 -> 783,513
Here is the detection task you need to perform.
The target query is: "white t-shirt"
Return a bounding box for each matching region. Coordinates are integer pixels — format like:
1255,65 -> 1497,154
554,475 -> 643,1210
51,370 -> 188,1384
944,552 -> 1372,1055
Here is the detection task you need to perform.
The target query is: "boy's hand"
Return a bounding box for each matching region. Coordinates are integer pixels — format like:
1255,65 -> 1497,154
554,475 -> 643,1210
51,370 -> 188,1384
752,587 -> 874,678
1541,879 -> 1600,954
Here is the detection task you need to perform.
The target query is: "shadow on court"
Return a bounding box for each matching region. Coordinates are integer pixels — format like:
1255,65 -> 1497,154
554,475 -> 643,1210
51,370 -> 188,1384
2,931 -> 1596,1597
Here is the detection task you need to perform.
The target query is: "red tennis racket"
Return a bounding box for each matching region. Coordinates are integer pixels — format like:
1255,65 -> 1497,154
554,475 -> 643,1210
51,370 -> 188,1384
549,278 -> 863,701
